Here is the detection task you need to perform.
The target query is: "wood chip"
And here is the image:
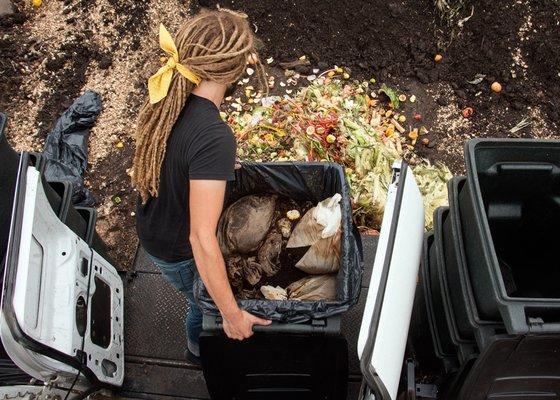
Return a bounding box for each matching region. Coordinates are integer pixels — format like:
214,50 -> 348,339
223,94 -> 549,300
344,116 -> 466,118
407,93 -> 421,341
391,118 -> 406,133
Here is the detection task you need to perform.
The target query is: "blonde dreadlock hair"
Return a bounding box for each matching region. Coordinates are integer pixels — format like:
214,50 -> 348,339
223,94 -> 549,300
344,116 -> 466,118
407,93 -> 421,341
132,9 -> 267,202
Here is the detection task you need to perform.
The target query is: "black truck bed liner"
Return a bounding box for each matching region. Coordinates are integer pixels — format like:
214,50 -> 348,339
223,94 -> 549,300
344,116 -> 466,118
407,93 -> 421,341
118,236 -> 378,400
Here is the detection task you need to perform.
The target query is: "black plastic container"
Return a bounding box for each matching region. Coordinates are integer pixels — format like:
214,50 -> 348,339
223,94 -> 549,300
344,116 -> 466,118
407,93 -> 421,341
75,207 -> 97,246
200,315 -> 348,400
458,335 -> 560,400
74,206 -> 111,263
421,232 -> 458,370
195,162 -> 362,323
28,152 -> 45,173
460,139 -> 560,333
42,180 -> 72,220
445,177 -> 506,351
49,181 -> 89,243
433,207 -> 478,363
409,274 -> 450,377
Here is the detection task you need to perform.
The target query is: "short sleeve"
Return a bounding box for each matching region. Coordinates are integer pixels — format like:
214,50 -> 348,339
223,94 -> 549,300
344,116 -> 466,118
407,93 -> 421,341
188,124 -> 237,181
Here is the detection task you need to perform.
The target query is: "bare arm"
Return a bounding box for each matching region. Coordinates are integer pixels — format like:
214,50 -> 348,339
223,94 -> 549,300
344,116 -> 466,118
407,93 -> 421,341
189,180 -> 270,339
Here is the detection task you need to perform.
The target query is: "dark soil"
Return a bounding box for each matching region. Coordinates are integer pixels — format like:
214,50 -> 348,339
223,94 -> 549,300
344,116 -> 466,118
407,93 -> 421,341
197,0 -> 560,173
88,139 -> 138,270
0,12 -> 27,118
270,247 -> 310,289
522,0 -> 560,124
197,0 -> 439,82
267,198 -> 313,288
34,35 -> 104,136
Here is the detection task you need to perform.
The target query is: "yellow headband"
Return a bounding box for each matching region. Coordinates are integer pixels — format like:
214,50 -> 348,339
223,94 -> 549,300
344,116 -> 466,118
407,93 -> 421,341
148,24 -> 202,104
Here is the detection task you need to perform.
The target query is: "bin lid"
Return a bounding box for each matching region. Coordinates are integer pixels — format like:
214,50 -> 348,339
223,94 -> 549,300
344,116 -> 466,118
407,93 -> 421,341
357,160 -> 425,400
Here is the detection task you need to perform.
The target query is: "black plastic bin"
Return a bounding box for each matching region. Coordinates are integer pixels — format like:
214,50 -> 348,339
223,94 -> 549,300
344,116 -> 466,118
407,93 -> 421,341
47,179 -> 89,243
194,162 -> 363,324
200,314 -> 348,400
445,177 -> 508,351
433,207 -> 478,362
460,139 -> 560,333
458,335 -> 560,400
421,232 -> 458,371
43,180 -> 73,220
28,152 -> 45,174
74,206 -> 111,262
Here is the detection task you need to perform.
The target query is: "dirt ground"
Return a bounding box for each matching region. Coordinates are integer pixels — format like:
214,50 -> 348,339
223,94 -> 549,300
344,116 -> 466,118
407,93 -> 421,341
1,0 -> 558,269
202,0 -> 560,171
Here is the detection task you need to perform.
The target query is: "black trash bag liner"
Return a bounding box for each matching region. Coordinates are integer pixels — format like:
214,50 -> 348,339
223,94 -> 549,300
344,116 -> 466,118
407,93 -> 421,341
43,90 -> 102,206
194,161 -> 363,323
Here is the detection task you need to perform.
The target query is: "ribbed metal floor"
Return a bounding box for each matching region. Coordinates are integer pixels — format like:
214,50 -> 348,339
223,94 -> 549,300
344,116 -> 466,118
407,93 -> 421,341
119,236 -> 377,399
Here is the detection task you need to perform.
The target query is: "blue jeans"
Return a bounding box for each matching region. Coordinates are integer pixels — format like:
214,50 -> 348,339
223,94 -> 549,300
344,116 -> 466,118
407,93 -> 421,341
148,255 -> 202,357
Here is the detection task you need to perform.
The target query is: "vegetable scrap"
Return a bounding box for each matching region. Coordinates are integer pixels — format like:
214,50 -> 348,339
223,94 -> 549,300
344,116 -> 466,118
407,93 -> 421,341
462,107 -> 474,118
491,82 -> 502,93
247,53 -> 258,65
467,74 -> 486,85
509,117 -> 532,134
224,77 -> 451,229
260,285 -> 288,300
286,209 -> 301,220
379,84 -> 400,109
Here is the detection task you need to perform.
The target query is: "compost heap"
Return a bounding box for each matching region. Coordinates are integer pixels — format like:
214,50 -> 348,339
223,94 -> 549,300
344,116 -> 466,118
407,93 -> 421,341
224,75 -> 453,229
218,194 -> 343,301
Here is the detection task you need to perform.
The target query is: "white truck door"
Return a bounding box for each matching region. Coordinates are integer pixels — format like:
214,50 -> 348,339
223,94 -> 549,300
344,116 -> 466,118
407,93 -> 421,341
1,155 -> 124,388
357,161 -> 425,400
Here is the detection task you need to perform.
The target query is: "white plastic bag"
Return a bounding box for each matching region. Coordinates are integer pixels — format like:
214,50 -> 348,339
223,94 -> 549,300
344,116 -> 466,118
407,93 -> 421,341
313,193 -> 342,238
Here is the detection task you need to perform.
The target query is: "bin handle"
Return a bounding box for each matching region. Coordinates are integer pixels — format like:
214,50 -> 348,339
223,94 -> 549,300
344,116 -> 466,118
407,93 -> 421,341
527,318 -> 560,334
203,315 -> 333,334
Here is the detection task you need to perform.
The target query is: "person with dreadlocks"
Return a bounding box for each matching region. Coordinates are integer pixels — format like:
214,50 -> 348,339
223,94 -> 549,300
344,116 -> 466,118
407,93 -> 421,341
133,8 -> 271,364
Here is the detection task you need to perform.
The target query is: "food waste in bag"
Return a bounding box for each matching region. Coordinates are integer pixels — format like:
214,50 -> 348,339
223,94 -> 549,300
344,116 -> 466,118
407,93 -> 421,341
218,195 -> 277,257
287,193 -> 342,274
287,275 -> 337,301
260,285 -> 288,300
218,194 -> 342,301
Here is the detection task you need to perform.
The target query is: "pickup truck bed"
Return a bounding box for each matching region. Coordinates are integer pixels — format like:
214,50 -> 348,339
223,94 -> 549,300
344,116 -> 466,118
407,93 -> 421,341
118,236 -> 378,400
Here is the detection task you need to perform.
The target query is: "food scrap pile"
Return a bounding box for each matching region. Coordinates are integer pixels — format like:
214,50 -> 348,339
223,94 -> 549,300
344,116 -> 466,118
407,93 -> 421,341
218,194 -> 343,301
224,69 -> 452,229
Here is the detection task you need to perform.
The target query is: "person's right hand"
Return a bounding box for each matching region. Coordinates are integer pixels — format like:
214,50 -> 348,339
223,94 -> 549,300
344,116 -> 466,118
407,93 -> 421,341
222,309 -> 271,340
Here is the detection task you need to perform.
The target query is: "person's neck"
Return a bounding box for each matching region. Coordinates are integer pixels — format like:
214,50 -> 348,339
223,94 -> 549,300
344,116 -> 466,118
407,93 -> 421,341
191,80 -> 226,108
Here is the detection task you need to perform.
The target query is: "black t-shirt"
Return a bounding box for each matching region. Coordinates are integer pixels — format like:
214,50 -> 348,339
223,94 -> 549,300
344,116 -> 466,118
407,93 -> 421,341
136,94 -> 236,262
